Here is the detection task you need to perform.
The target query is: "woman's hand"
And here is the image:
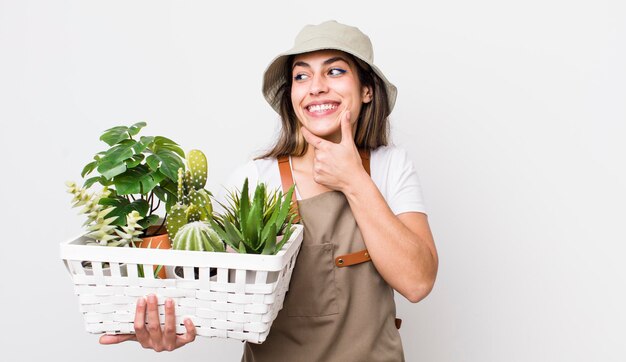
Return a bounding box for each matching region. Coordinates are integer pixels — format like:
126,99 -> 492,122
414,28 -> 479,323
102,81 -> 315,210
300,110 -> 367,192
99,294 -> 196,352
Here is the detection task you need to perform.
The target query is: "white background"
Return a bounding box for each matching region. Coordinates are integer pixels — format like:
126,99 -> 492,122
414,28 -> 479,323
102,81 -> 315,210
1,0 -> 624,361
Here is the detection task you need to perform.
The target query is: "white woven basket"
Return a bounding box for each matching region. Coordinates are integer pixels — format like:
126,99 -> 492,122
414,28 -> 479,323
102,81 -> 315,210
60,224 -> 303,344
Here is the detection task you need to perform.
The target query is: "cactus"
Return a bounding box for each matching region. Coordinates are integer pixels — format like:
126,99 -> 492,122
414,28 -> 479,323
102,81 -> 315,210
165,150 -> 213,239
172,221 -> 225,252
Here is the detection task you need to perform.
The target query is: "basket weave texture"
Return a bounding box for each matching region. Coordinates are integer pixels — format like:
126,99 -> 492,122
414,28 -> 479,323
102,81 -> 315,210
60,224 -> 303,344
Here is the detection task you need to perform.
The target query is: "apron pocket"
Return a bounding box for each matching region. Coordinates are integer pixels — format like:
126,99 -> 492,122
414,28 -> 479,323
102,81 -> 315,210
286,243 -> 339,317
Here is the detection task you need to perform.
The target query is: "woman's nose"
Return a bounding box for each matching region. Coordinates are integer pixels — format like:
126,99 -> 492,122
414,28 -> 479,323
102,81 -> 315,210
308,73 -> 328,95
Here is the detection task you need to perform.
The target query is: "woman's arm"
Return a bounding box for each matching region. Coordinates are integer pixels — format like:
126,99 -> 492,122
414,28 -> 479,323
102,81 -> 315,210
343,174 -> 438,303
301,112 -> 438,302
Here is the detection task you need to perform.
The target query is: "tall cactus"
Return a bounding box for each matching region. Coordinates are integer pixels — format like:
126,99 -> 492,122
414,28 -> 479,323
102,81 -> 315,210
166,150 -> 213,239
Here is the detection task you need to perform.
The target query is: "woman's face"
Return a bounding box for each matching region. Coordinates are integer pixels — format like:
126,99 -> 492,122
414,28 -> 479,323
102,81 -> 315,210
291,50 -> 372,143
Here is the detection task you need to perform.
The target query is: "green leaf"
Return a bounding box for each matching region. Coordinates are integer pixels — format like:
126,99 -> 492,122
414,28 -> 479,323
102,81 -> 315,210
127,199 -> 150,217
261,224 -> 277,255
138,214 -> 159,229
125,154 -> 145,169
245,202 -> 261,248
276,185 -> 295,232
111,166 -> 164,196
99,198 -> 150,226
128,122 -> 147,136
275,223 -> 293,253
99,197 -> 126,208
98,162 -> 127,180
100,126 -> 130,146
83,176 -> 104,189
224,219 -> 244,248
239,178 -> 250,232
100,141 -> 136,165
148,149 -> 185,182
139,135 -> 155,147
211,220 -> 239,251
159,144 -> 185,159
81,161 -> 98,178
152,136 -> 179,147
139,171 -> 166,194
145,154 -> 160,172
131,141 -> 148,155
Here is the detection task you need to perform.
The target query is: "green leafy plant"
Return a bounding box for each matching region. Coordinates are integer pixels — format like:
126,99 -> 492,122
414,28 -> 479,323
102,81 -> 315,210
165,150 -> 213,239
78,122 -> 185,236
212,178 -> 296,255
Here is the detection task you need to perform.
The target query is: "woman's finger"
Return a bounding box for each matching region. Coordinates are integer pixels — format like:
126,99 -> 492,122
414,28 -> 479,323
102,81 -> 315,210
340,111 -> 354,145
133,297 -> 150,346
145,294 -> 163,343
162,298 -> 177,350
176,318 -> 197,347
99,334 -> 137,345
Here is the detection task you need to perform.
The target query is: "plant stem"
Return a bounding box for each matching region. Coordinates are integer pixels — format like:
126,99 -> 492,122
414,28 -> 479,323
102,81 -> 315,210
150,198 -> 161,214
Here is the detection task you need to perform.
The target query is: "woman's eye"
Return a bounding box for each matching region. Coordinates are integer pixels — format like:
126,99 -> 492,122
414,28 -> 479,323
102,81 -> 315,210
329,68 -> 347,76
294,73 -> 309,81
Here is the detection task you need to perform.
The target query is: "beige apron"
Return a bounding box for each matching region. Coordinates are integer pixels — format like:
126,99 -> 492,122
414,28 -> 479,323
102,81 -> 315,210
242,152 -> 404,362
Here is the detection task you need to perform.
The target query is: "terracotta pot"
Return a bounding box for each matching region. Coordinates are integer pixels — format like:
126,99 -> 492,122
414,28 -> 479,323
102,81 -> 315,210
133,225 -> 171,279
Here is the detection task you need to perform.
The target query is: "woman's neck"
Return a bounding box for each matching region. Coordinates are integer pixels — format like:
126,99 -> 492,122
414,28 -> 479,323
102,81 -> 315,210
291,144 -> 313,170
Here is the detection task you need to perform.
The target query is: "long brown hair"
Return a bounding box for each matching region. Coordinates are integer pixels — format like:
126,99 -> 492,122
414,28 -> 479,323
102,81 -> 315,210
256,52 -> 391,159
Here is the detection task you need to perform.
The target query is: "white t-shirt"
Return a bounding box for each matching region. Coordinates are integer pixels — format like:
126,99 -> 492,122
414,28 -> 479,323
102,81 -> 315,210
216,145 -> 427,216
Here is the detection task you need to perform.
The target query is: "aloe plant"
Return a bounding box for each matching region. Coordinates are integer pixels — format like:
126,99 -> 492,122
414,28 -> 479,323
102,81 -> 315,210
212,178 -> 296,255
165,150 -> 213,239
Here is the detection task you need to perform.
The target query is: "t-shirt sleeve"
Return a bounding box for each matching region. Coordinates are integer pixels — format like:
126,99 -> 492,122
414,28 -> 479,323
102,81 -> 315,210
213,160 -> 259,214
385,147 -> 428,215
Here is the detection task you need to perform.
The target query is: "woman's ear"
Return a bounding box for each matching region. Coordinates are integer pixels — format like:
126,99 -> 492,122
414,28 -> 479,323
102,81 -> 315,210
362,86 -> 373,103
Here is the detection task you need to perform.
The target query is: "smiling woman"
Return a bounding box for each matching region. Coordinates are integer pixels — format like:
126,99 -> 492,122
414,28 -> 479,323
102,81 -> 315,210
100,20 -> 438,362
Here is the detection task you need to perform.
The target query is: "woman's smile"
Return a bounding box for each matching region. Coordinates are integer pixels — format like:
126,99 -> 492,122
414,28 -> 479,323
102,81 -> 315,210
305,101 -> 340,117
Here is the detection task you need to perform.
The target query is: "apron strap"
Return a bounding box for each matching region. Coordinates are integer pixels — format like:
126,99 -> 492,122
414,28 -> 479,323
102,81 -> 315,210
335,249 -> 371,267
277,156 -> 301,223
277,149 -> 371,223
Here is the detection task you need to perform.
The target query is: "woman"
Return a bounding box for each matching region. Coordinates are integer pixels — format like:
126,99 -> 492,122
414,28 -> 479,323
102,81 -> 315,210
101,20 -> 438,361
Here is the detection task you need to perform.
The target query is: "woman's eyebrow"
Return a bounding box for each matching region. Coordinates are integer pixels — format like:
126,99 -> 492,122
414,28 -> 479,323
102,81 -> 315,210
292,57 -> 350,70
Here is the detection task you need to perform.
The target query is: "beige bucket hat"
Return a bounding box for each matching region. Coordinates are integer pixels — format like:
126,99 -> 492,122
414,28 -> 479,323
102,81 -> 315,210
262,20 -> 397,115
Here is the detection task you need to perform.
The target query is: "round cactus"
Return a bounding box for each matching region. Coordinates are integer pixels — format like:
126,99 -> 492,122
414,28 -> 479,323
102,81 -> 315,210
172,221 -> 225,252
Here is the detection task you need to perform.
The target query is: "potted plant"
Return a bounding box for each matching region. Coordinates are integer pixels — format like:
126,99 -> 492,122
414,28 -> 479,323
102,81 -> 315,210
212,178 -> 297,255
66,122 -> 186,277
164,149 -> 221,278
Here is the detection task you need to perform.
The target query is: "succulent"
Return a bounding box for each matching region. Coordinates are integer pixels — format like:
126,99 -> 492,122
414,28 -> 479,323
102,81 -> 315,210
211,178 -> 296,255
165,150 -> 213,239
172,221 -> 225,252
113,210 -> 144,247
66,181 -> 119,246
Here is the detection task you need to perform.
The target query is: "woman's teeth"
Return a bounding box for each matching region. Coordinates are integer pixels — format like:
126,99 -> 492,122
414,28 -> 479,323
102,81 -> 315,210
307,104 -> 337,112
